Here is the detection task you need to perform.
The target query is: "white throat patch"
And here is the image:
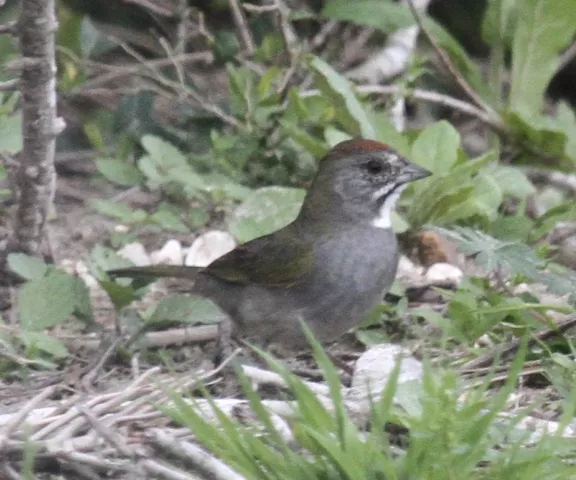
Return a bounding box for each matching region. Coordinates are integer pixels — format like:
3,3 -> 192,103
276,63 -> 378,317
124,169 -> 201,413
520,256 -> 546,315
371,184 -> 407,229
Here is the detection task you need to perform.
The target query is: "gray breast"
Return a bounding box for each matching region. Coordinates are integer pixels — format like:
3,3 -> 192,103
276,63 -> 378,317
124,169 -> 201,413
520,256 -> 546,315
292,225 -> 399,342
196,226 -> 399,349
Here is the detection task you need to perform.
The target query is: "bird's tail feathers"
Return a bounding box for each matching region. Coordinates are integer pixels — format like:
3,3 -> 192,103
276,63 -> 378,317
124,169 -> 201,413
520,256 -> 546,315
108,264 -> 201,280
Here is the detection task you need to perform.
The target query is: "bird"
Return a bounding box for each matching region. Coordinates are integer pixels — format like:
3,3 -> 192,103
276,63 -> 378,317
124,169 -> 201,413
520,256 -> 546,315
109,139 -> 431,352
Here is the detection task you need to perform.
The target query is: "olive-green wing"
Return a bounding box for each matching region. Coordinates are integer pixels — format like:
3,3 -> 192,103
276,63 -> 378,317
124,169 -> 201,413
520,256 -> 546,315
205,230 -> 313,287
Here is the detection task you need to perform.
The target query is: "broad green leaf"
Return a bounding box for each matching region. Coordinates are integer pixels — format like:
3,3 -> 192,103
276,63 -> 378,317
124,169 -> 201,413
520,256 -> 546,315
489,215 -> 533,242
19,331 -> 69,358
99,280 -> 141,310
139,135 -> 190,185
322,0 -> 415,32
555,102 -> 576,160
7,253 -> 48,280
281,122 -> 328,158
510,0 -> 576,116
310,56 -> 375,138
408,150 -> 496,226
324,127 -> 351,147
149,294 -> 224,325
490,165 -> 535,199
441,174 -> 502,223
202,173 -> 253,200
411,121 -> 460,174
96,157 -> 144,186
482,0 -> 517,46
420,186 -> 474,225
149,209 -> 189,233
228,186 -> 305,242
367,110 -> 411,155
19,272 -> 81,330
504,111 -> 568,165
91,199 -> 147,223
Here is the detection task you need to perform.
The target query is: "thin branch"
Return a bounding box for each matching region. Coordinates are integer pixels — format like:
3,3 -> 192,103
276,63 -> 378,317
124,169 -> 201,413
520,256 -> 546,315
69,52 -> 212,93
301,84 -> 507,133
0,22 -> 16,35
273,0 -> 299,62
112,38 -> 243,128
228,0 -> 255,56
406,0 -> 498,119
0,79 -> 18,91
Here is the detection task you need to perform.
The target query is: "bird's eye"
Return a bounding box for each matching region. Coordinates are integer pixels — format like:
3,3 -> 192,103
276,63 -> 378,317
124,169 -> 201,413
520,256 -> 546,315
365,159 -> 384,174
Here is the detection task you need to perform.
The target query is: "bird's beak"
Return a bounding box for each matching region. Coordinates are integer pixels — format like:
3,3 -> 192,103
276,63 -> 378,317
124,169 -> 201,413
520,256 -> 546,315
398,161 -> 432,184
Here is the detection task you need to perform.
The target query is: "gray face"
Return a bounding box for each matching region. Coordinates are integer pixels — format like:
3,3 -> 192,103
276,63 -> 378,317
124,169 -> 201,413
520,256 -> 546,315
305,148 -> 430,225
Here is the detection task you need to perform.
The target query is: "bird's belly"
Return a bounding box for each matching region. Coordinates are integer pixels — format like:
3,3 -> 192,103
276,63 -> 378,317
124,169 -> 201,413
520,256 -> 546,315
295,227 -> 399,342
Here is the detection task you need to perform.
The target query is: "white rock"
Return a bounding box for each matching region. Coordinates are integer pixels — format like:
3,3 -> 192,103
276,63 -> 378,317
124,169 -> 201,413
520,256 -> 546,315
346,344 -> 423,420
75,260 -> 98,288
185,230 -> 237,267
396,255 -> 424,281
150,239 -> 183,265
425,262 -> 463,285
117,242 -> 150,266
114,224 -> 129,233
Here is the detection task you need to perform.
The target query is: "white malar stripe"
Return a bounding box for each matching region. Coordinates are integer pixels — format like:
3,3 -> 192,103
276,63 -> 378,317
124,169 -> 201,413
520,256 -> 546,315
372,184 -> 407,229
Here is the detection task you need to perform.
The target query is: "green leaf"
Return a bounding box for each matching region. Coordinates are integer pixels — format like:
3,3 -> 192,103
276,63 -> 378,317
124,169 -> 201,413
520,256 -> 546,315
321,0 -> 415,32
0,112 -> 22,154
149,294 -> 224,325
488,215 -> 533,242
324,127 -> 352,147
510,0 -> 576,117
555,101 -> 576,160
201,173 -> 253,200
411,121 -> 461,174
228,186 -> 305,243
504,111 -> 568,164
96,157 -> 144,186
482,0 -> 516,47
18,331 -> 69,359
19,272 -> 82,330
149,209 -> 189,233
139,135 -> 190,184
99,280 -> 141,310
91,199 -> 147,223
436,227 -> 544,279
367,110 -> 411,156
7,253 -> 48,280
309,56 -> 375,138
408,151 -> 496,226
490,165 -> 535,199
469,174 -> 503,219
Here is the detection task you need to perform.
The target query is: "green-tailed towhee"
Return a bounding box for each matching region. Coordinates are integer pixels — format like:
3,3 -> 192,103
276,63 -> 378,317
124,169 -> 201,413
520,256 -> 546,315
109,139 -> 431,350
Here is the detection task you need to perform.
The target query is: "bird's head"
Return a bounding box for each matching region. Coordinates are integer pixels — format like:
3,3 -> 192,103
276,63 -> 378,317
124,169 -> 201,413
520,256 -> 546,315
300,139 -> 431,228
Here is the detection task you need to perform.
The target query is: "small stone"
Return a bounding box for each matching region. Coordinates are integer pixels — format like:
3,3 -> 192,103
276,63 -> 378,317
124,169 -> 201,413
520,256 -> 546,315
185,230 -> 236,267
114,224 -> 129,233
396,255 -> 424,281
75,260 -> 98,287
425,262 -> 463,285
117,242 -> 150,266
150,239 -> 183,265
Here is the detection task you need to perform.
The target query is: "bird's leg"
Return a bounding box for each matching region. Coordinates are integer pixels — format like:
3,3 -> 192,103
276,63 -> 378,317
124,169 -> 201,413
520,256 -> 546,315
214,317 -> 236,365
